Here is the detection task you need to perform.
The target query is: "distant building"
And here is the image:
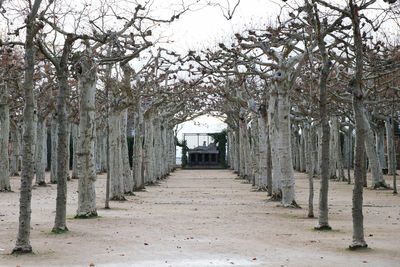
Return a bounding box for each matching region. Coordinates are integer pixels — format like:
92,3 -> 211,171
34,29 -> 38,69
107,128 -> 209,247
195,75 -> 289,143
187,141 -> 219,167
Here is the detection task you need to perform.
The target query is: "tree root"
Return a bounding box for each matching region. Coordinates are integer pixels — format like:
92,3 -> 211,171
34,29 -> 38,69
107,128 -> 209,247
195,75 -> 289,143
371,181 -> 391,190
269,193 -> 282,202
51,227 -> 69,234
12,245 -> 33,255
252,186 -> 268,192
314,225 -> 332,231
283,200 -> 301,209
110,196 -> 127,201
124,191 -> 136,196
75,212 -> 98,219
349,241 -> 368,250
36,181 -> 47,187
0,188 -> 13,192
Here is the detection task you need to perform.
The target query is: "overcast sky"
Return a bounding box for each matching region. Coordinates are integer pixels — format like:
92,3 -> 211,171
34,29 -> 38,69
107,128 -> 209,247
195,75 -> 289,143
161,0 -> 281,145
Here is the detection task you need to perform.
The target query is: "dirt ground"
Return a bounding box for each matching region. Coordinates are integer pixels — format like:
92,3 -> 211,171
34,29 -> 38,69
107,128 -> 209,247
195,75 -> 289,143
0,169 -> 399,267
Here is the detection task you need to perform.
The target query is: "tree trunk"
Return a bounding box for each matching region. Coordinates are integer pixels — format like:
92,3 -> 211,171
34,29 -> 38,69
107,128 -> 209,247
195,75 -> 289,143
375,125 -> 386,169
300,125 -> 306,172
9,122 -> 21,176
363,113 -> 387,189
329,118 -> 337,179
268,92 -> 282,200
144,113 -> 156,184
133,105 -> 144,190
13,1 -> 42,251
351,93 -> 368,248
71,123 -> 79,179
304,123 -> 314,218
75,52 -> 98,218
50,117 -> 58,184
109,108 -> 125,200
349,0 -> 367,249
386,121 -> 394,175
251,118 -> 259,187
257,115 -> 269,190
35,119 -> 47,186
276,92 -> 296,207
53,73 -> 70,232
0,87 -> 10,191
311,124 -> 318,176
316,39 -> 332,230
239,115 -> 247,178
121,109 -> 134,194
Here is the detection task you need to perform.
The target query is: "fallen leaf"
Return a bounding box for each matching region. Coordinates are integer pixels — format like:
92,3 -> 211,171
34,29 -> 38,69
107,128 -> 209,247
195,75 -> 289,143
89,264 -> 95,267
144,243 -> 149,246
362,261 -> 368,263
252,258 -> 257,260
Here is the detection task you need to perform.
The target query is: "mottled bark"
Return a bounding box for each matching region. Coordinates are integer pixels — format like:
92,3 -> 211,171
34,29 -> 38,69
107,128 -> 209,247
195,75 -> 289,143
349,0 -> 367,249
144,113 -> 156,184
121,109 -> 134,194
9,122 -> 21,176
299,125 -> 306,172
71,123 -> 79,179
50,117 -> 57,184
268,92 -> 282,200
386,121 -> 394,175
35,119 -> 47,186
133,104 -> 144,190
109,108 -> 125,200
257,114 -> 269,190
276,92 -> 296,207
250,118 -> 259,186
0,87 -> 10,191
75,50 -> 97,218
53,36 -> 75,233
304,123 -> 314,218
363,114 -> 387,189
375,125 -> 386,169
13,0 -> 42,253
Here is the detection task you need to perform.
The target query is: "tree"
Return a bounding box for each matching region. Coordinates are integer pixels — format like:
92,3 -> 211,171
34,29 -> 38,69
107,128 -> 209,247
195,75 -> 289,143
12,0 -> 43,254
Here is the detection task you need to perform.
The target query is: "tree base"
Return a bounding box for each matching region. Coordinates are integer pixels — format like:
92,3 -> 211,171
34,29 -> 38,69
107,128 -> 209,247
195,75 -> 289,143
110,195 -> 127,201
371,181 -> 390,190
269,193 -> 282,201
36,181 -> 47,187
0,188 -> 13,192
133,186 -> 146,192
283,200 -> 301,209
314,225 -> 332,231
349,242 -> 368,250
75,211 -> 98,219
124,191 -> 136,196
51,227 -> 69,234
253,186 -> 268,192
307,213 -> 314,218
12,245 -> 33,255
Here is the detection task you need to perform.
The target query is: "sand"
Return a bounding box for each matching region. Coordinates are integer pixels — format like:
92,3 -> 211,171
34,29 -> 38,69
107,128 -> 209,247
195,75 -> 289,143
0,169 -> 399,267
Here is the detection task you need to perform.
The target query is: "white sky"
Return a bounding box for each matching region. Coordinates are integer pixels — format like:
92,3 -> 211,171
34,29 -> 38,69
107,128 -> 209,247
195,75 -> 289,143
159,0 -> 282,53
162,0 -> 281,145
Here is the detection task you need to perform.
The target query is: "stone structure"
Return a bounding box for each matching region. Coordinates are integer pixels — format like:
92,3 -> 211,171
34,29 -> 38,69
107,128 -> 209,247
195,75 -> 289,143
188,141 -> 219,167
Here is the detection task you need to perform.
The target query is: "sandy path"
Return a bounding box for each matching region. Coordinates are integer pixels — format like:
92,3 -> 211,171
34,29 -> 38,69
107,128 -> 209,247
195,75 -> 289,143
0,169 -> 399,267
